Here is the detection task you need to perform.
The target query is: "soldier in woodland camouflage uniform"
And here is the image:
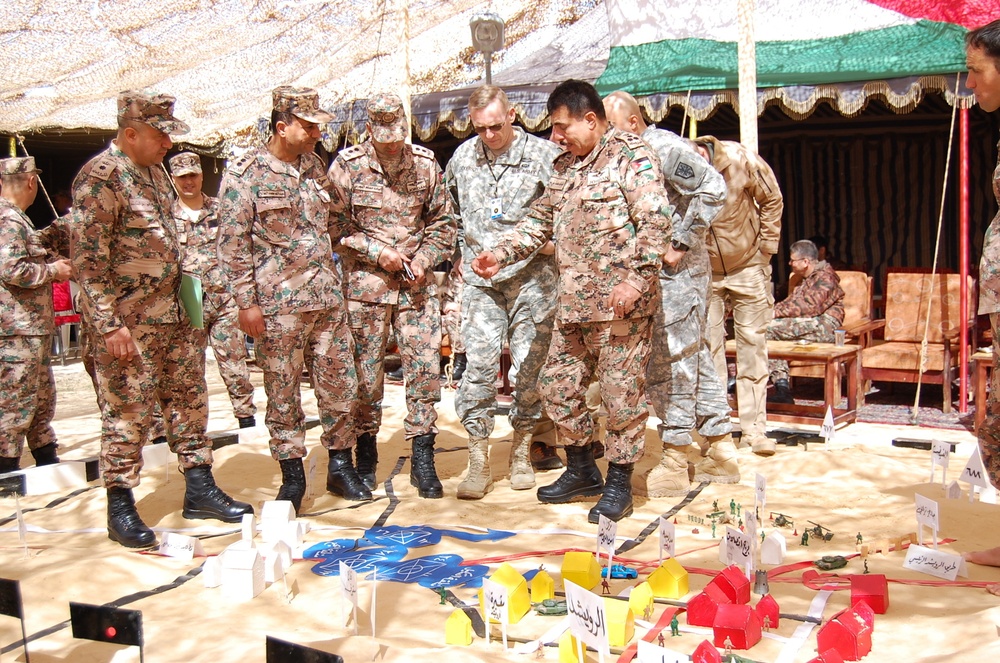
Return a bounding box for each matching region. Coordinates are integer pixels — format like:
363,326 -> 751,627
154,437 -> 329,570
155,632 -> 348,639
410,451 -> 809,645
766,239 -> 844,403
0,157 -> 73,472
962,19 -> 1000,584
217,87 -> 369,512
473,80 -> 673,523
72,91 -> 251,548
445,85 -> 562,499
604,91 -> 737,496
328,93 -> 456,499
168,152 -> 257,429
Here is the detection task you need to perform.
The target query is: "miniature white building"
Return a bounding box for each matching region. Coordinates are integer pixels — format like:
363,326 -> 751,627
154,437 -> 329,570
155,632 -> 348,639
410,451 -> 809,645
262,539 -> 293,573
221,548 -> 265,601
202,556 -> 223,588
264,553 -> 285,584
760,531 -> 787,566
260,500 -> 296,543
945,480 -> 963,500
241,513 -> 256,542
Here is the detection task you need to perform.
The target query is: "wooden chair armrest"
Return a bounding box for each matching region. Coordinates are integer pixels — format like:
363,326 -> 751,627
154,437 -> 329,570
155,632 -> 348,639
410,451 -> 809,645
843,319 -> 884,338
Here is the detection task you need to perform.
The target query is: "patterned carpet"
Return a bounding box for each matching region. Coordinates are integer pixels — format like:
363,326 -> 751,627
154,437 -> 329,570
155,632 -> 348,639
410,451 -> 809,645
793,380 -> 972,431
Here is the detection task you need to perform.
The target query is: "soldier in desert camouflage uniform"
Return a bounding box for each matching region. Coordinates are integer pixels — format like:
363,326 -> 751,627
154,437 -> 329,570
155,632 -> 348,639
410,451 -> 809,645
603,91 -> 737,496
217,86 -> 369,512
328,93 -> 456,499
0,157 -> 73,473
72,91 -> 252,548
440,258 -> 466,381
445,84 -> 562,499
766,239 -> 844,403
168,152 -> 257,429
473,80 -> 673,523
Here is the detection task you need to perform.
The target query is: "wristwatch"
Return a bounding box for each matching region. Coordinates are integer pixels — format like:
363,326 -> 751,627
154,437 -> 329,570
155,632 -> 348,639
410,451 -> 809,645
670,240 -> 690,252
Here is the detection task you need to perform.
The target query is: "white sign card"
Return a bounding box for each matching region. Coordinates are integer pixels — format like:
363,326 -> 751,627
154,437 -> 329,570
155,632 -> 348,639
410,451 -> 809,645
961,448 -> 990,501
158,532 -> 205,561
565,578 -> 610,660
723,526 -> 753,569
597,514 -> 617,570
658,517 -> 675,563
745,511 -> 758,552
914,494 -> 940,548
482,577 -> 509,648
636,639 -> 688,663
755,473 -> 767,509
241,513 -> 256,542
903,544 -> 968,581
339,561 -> 359,633
930,441 -> 950,485
821,406 -> 835,441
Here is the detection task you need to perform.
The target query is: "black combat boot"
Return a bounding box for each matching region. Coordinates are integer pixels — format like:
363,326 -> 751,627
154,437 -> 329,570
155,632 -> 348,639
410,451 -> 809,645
276,458 -> 306,514
410,433 -> 443,499
327,449 -> 373,501
536,443 -> 605,504
451,353 -> 467,381
107,487 -> 157,548
30,443 -> 60,466
237,416 -> 256,429
0,455 -> 19,473
530,441 -> 564,471
768,379 -> 794,404
588,462 -> 634,523
355,432 -> 378,490
182,465 -> 254,522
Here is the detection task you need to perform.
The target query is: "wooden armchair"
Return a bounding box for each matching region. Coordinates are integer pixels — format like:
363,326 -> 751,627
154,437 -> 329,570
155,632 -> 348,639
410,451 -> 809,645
789,270 -> 879,382
859,272 -> 975,413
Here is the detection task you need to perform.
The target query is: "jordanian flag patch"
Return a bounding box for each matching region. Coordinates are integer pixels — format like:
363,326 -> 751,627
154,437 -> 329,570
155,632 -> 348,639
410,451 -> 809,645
631,156 -> 652,174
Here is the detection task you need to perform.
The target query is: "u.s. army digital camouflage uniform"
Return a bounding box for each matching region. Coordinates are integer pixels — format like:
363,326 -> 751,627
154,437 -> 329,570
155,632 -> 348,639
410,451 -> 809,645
0,198 -> 60,460
71,143 -> 212,488
172,195 -> 256,420
492,127 -> 673,463
216,145 -> 358,460
446,127 -> 561,438
641,127 -> 732,449
766,260 -> 845,382
978,139 -> 1000,489
328,141 -> 456,440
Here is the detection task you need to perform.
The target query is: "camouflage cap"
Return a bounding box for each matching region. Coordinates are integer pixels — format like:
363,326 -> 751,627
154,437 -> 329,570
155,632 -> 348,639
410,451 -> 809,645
0,156 -> 41,176
117,90 -> 190,135
367,93 -> 408,143
272,86 -> 334,124
168,152 -> 202,176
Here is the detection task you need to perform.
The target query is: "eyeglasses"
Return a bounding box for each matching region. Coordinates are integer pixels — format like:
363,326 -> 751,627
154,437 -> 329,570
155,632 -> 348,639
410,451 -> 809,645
789,257 -> 810,265
473,120 -> 507,135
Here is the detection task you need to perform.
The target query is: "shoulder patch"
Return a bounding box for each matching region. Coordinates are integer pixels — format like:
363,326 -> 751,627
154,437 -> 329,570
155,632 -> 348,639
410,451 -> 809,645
630,156 -> 653,175
619,132 -> 647,150
674,161 -> 696,180
340,144 -> 366,161
411,144 -> 436,161
89,154 -> 119,181
229,153 -> 255,176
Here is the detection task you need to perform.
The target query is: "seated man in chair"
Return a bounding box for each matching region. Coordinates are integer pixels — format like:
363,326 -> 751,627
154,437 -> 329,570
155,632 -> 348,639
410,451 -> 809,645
767,239 -> 844,403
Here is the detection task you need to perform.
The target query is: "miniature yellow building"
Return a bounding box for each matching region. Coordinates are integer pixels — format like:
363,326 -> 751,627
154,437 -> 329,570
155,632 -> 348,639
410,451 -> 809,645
558,630 -> 587,663
603,597 -> 635,648
647,557 -> 689,599
628,581 -> 654,620
444,609 -> 472,646
561,551 -> 601,591
477,562 -> 531,624
531,569 -> 555,602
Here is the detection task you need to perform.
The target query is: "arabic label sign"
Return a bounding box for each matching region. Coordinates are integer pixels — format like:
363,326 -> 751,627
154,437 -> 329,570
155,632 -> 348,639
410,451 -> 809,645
339,561 -> 358,609
914,494 -> 940,530
482,578 -> 509,625
724,526 -> 752,568
903,544 -> 967,581
755,473 -> 766,508
658,517 -> 675,559
961,448 -> 989,488
564,579 -> 609,656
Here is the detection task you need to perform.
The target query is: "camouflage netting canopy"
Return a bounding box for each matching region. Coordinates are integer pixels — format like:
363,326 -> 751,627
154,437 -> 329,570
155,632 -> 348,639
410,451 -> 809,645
0,0 -> 602,151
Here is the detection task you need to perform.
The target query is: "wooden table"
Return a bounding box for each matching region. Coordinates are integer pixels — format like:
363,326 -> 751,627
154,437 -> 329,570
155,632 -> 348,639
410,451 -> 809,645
726,340 -> 862,428
973,350 -> 992,433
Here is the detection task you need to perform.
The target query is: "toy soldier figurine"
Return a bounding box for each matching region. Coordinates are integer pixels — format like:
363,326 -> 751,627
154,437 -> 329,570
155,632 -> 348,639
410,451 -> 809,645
657,633 -> 665,648
670,614 -> 680,636
801,530 -> 810,546
857,532 -> 863,545
730,498 -> 736,515
601,578 -> 611,595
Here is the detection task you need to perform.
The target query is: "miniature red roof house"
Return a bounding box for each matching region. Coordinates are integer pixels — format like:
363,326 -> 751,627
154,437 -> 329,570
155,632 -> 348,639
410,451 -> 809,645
816,600 -> 875,661
691,639 -> 722,663
755,593 -> 780,630
807,648 -> 846,663
705,565 -> 751,604
686,583 -> 732,627
850,573 -> 889,614
712,603 -> 762,650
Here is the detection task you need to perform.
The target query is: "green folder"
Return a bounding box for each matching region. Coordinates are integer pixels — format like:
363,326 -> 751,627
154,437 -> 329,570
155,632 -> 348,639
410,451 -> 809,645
180,273 -> 204,329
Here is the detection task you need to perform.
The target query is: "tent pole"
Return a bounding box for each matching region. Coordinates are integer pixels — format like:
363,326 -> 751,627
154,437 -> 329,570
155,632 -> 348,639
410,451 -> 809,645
736,0 -> 758,153
959,107 -> 970,414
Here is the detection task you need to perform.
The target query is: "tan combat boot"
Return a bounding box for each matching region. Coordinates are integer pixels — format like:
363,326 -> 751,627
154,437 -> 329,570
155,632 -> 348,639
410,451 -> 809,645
457,437 -> 493,499
693,433 -> 741,484
509,430 -> 536,490
634,445 -> 692,497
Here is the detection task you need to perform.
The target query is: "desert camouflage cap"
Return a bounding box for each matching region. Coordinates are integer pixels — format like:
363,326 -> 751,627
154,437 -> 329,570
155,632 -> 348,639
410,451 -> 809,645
168,152 -> 202,176
272,86 -> 334,124
367,93 -> 408,143
117,90 -> 190,135
0,156 -> 42,176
